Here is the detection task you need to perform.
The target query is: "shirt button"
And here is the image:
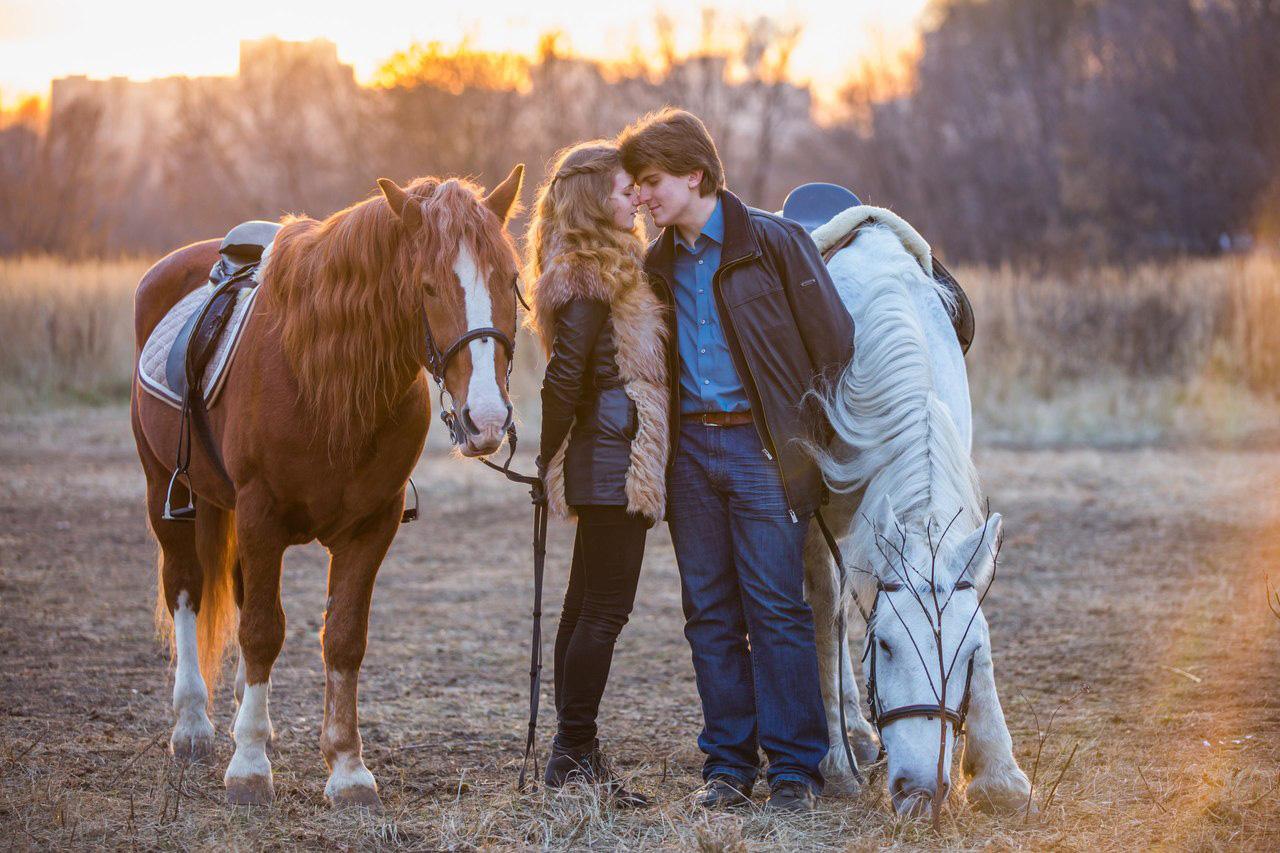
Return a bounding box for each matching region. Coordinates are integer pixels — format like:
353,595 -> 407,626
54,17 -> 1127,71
698,288 -> 704,294
700,348 -> 706,353
697,259 -> 704,265
700,319 -> 707,325
703,379 -> 710,385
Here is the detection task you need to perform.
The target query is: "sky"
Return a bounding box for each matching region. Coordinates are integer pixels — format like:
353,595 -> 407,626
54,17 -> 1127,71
0,0 -> 931,103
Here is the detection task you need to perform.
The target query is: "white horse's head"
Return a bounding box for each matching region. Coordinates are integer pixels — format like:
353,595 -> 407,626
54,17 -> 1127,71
863,496 -> 1002,816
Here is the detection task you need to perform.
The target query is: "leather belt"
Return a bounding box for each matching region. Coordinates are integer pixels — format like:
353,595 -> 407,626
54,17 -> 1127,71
682,410 -> 754,427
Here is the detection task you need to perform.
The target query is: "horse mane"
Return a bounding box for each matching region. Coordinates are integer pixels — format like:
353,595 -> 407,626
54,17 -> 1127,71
813,224 -> 983,555
259,176 -> 517,454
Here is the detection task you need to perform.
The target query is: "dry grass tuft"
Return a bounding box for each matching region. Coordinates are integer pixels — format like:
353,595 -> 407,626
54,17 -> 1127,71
0,255 -> 148,406
963,254 -> 1280,444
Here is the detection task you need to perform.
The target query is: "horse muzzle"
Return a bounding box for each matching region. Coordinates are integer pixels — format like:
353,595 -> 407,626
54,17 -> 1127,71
454,401 -> 513,457
890,772 -> 951,816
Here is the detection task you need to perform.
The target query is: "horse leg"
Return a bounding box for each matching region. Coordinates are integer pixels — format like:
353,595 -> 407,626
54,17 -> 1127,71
805,498 -> 877,795
961,647 -> 1032,814
230,559 -> 246,729
318,501 -> 401,810
157,531 -> 217,762
223,509 -> 287,806
140,440 -> 235,763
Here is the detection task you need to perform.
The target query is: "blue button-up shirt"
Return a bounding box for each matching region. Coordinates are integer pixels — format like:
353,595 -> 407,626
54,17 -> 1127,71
672,198 -> 749,413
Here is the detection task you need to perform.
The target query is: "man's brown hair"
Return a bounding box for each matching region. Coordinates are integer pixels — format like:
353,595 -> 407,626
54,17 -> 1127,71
617,108 -> 725,197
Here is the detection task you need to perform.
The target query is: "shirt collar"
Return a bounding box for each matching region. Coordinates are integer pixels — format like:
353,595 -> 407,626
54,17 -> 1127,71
674,197 -> 724,253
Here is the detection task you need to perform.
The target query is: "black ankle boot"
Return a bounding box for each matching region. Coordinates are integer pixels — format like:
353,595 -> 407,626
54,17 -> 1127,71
543,736 -> 651,808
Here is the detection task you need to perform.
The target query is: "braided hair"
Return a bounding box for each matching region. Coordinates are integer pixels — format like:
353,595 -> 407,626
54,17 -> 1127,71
523,141 -> 646,331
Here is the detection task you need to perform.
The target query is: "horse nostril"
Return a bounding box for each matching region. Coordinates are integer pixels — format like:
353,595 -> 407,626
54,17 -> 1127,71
460,405 -> 481,436
891,774 -> 943,811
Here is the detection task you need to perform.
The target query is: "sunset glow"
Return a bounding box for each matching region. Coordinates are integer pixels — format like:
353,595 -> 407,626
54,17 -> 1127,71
0,0 -> 929,102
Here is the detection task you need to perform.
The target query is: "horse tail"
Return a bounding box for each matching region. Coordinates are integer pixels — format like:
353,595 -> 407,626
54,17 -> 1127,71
193,506 -> 239,695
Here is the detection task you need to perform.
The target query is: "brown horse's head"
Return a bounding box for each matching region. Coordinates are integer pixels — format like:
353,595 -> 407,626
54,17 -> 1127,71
378,166 -> 524,457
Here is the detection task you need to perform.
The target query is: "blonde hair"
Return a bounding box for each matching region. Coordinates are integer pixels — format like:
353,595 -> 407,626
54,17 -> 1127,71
524,141 -> 647,342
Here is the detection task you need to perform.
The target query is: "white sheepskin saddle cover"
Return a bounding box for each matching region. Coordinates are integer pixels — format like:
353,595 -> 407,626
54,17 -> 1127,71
137,280 -> 260,409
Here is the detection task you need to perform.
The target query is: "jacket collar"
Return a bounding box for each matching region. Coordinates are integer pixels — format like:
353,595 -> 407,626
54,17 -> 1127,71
646,189 -> 759,278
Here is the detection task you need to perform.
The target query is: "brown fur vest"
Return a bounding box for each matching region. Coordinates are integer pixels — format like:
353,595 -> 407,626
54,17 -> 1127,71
528,252 -> 670,523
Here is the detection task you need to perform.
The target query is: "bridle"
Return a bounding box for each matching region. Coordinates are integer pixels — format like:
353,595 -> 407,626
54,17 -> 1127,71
813,509 -> 978,781
412,268 -> 549,791
419,272 -> 526,449
862,579 -> 977,737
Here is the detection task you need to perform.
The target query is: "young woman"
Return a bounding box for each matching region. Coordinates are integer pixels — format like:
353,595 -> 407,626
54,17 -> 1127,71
525,141 -> 670,806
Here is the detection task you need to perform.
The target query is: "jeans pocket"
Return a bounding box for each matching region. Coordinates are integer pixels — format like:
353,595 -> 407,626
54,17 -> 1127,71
725,428 -> 791,520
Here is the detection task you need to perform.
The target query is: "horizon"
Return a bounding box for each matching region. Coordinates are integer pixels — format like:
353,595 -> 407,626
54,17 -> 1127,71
0,0 -> 930,105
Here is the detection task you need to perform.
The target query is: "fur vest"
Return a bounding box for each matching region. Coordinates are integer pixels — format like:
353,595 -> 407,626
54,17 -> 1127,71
528,251 -> 670,522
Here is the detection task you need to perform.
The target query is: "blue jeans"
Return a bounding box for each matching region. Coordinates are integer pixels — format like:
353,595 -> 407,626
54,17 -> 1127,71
668,422 -> 828,792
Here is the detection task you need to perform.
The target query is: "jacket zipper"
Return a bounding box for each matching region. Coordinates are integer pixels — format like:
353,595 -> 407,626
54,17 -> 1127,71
710,256 -> 800,523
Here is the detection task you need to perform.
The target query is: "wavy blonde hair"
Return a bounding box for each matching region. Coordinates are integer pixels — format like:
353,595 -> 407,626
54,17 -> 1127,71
524,141 -> 647,344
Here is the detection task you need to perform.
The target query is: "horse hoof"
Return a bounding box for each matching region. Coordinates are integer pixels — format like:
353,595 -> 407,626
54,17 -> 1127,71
226,774 -> 275,806
966,777 -> 1031,815
328,785 -> 382,812
852,733 -> 881,768
170,729 -> 217,763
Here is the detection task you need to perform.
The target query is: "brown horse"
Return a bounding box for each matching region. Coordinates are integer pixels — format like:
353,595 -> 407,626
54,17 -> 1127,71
130,165 -> 525,808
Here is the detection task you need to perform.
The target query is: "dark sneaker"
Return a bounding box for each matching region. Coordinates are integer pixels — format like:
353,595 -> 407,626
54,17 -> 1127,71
544,737 -> 651,809
693,775 -> 754,810
765,780 -> 817,814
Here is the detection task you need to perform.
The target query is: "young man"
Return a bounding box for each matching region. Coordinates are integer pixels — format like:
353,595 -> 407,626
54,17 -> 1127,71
618,108 -> 854,813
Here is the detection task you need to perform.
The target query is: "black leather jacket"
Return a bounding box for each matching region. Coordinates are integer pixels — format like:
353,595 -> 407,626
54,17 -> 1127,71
538,299 -> 637,508
645,189 -> 855,518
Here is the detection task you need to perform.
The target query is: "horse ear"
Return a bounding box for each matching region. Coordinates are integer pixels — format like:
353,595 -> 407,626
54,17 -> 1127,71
954,513 -> 1002,589
378,178 -> 408,216
865,494 -> 902,583
483,164 -> 525,224
868,494 -> 900,541
378,178 -> 421,230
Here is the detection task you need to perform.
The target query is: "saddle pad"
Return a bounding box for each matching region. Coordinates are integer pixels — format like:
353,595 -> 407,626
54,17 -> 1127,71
138,283 -> 260,409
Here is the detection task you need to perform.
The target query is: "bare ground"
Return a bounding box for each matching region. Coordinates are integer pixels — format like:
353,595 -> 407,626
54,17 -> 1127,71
1,405 -> 1278,851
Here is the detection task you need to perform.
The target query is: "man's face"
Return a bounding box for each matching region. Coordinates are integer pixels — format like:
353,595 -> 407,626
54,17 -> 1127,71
633,166 -> 702,229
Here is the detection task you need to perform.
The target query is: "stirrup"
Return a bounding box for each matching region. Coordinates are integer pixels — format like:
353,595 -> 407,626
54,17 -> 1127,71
163,468 -> 197,522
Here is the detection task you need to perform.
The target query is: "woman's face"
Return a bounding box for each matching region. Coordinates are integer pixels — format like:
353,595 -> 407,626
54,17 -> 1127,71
607,168 -> 639,230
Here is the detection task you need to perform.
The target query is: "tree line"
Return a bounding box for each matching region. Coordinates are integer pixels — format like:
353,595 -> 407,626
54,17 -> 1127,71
1,0 -> 1275,265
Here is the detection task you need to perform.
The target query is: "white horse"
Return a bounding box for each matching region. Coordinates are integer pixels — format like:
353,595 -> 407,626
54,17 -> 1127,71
802,207 -> 1031,814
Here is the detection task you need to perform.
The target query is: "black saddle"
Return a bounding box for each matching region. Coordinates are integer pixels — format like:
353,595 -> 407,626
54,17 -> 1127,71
781,183 -> 974,354
164,221 -> 279,398
162,220 -> 278,521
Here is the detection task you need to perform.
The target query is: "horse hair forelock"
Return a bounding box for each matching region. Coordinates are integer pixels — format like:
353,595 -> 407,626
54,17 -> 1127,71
813,225 -> 983,567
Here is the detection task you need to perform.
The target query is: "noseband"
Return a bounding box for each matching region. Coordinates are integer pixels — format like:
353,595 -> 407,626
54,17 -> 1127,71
420,273 -> 526,448
863,582 -> 976,736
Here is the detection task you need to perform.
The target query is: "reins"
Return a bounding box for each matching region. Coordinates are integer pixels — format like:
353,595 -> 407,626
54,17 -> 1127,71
814,509 -> 870,785
416,272 -> 548,790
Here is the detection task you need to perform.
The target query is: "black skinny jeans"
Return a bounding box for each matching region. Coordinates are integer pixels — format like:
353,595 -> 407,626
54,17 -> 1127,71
552,505 -> 649,749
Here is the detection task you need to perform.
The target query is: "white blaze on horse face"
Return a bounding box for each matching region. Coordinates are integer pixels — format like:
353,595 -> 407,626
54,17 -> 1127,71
453,245 -> 508,436
170,591 -> 215,754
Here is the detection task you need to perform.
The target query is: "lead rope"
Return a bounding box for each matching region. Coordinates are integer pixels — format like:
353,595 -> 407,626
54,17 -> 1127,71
814,509 -> 868,786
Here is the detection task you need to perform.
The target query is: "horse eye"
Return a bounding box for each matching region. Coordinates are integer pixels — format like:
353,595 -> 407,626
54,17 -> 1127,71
955,579 -> 974,591
878,638 -> 892,656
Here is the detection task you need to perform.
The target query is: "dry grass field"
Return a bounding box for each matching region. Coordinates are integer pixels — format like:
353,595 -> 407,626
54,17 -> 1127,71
0,406 -> 1278,850
3,253 -> 1280,443
0,255 -> 1278,850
